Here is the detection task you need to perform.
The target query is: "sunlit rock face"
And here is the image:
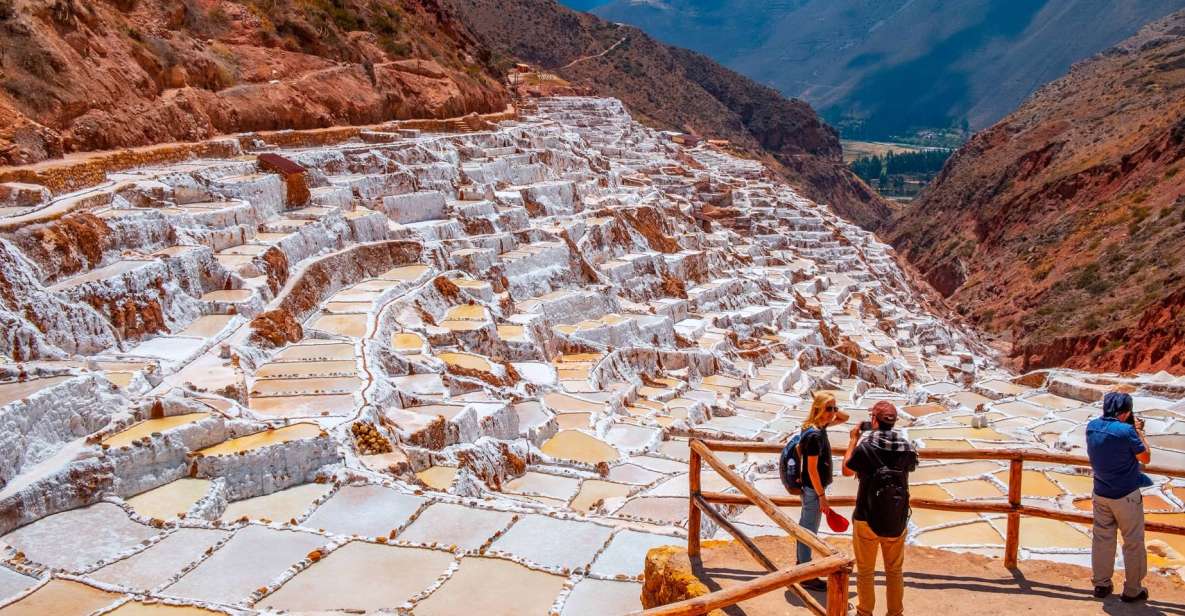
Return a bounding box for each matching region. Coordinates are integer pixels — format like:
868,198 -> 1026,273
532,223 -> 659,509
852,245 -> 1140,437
0,97 -> 1181,614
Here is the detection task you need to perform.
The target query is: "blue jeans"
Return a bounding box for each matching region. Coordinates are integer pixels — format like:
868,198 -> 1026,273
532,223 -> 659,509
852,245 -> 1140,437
798,486 -> 822,564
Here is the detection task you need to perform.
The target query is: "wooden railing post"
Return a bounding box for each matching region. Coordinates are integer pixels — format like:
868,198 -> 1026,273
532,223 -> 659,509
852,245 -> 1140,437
1004,457 -> 1023,569
826,564 -> 850,616
688,441 -> 702,558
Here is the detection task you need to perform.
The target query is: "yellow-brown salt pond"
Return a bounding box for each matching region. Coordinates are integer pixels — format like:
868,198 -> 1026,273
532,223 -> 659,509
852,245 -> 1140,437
991,469 -> 1064,497
254,360 -> 357,379
0,376 -> 74,407
911,461 -> 1003,483
555,412 -> 592,430
439,319 -> 487,332
200,289 -> 253,302
540,430 -> 619,464
391,332 -> 424,352
103,413 -> 210,448
197,423 -> 322,457
126,479 -> 212,520
261,542 -> 454,612
988,517 -> 1091,549
178,315 -> 234,338
570,480 -> 634,512
943,479 -> 1005,500
909,426 -> 1012,442
416,466 -> 458,490
909,508 -> 982,529
916,521 -> 1003,547
496,324 -> 526,342
413,557 -> 567,616
1048,471 -> 1095,495
250,376 -> 362,396
379,264 -> 430,281
444,304 -> 487,321
0,579 -> 120,616
221,483 -> 332,522
247,393 -> 357,418
437,351 -> 493,372
309,314 -> 368,338
274,342 -> 356,362
107,602 -> 229,615
542,391 -> 602,413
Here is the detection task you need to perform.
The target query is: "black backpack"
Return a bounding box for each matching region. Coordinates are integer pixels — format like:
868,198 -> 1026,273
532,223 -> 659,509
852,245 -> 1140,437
777,428 -> 817,496
863,444 -> 911,537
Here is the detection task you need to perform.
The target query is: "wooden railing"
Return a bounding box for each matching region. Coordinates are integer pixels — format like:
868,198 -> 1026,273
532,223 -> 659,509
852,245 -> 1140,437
631,438 -> 1185,616
630,439 -> 855,616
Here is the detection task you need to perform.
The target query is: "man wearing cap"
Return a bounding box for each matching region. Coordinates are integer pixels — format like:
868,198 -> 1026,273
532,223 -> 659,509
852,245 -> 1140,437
1087,391 -> 1152,602
842,401 -> 918,616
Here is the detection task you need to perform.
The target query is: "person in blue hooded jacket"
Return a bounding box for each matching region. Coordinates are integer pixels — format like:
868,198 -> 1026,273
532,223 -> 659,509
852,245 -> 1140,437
1086,391 -> 1152,603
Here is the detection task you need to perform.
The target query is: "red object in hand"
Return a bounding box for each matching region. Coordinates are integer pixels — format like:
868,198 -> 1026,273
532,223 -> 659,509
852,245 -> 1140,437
825,508 -> 850,533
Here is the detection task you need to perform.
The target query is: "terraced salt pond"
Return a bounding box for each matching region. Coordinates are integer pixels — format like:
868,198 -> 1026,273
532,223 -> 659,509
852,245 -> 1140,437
0,97 -> 1182,616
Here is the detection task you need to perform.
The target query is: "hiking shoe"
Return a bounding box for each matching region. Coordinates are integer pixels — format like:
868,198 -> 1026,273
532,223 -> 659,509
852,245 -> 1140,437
1120,589 -> 1148,603
800,578 -> 828,592
1092,584 -> 1112,599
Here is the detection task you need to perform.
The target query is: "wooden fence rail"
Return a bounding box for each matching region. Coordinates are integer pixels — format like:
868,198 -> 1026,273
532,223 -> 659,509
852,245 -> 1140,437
629,438 -> 1185,616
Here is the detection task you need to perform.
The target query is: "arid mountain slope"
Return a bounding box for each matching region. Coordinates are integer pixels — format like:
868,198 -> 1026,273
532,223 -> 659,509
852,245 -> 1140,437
444,0 -> 891,230
0,0 -> 507,166
888,10 -> 1185,374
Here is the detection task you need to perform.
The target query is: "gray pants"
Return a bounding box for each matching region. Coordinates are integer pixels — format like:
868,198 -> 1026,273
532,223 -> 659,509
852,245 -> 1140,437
1091,489 -> 1146,596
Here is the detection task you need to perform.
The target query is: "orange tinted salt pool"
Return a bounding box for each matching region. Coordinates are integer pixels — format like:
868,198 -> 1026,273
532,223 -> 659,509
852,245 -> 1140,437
126,479 -> 212,520
496,325 -> 526,341
916,521 -> 1003,547
262,542 -> 453,612
991,469 -> 1063,497
413,557 -> 566,616
543,392 -> 602,413
0,579 -> 120,616
989,517 -> 1091,549
416,466 -> 458,490
221,483 -> 332,522
254,360 -> 356,379
540,430 -> 619,464
248,393 -> 357,418
198,423 -> 322,457
0,376 -> 73,407
200,289 -> 253,302
274,342 -> 356,362
391,332 -> 424,352
571,480 -> 634,512
108,602 -> 229,615
379,264 -> 430,281
555,412 -> 592,430
309,314 -> 368,338
444,304 -> 487,321
440,320 -> 487,331
178,315 -> 234,338
437,351 -> 493,372
250,376 -> 362,396
104,413 -> 209,448
943,479 -> 1004,499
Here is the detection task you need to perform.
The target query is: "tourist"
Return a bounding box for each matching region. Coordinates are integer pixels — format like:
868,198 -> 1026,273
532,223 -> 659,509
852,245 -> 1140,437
796,392 -> 849,591
1087,391 -> 1152,602
842,401 -> 918,616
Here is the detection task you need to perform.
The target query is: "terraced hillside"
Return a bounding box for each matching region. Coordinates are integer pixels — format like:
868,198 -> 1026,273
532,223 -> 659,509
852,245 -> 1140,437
0,98 -> 1181,614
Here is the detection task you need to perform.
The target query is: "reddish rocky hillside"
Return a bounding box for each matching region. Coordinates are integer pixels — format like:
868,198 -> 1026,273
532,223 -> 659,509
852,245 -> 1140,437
0,0 -> 507,166
888,10 -> 1185,374
443,0 -> 891,230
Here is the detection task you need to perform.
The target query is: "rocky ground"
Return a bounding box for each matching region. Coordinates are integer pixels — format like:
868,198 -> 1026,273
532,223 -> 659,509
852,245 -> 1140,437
0,97 -> 1180,614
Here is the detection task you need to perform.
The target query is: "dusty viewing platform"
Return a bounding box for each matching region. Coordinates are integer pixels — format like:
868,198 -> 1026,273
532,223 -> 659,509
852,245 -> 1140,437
0,96 -> 1181,614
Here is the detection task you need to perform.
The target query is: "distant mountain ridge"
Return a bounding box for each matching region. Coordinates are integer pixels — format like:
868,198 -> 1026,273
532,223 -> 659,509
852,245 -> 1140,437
584,0 -> 1185,139
445,0 -> 892,229
886,9 -> 1185,374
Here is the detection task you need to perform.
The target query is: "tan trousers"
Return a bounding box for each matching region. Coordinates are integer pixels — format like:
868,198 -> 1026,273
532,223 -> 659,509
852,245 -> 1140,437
1092,489 -> 1146,597
853,520 -> 906,616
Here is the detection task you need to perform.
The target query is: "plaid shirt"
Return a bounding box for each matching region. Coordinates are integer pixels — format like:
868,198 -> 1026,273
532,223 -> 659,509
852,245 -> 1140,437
860,428 -> 915,453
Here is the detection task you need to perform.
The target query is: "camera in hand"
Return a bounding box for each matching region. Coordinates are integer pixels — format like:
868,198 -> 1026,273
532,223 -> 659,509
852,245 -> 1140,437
859,421 -> 873,432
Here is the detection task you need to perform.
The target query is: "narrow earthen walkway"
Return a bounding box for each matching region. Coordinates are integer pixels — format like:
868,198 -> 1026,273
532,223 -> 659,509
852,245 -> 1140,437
645,535 -> 1185,615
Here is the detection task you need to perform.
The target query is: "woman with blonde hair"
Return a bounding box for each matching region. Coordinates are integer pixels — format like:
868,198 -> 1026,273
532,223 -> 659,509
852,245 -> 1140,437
797,391 -> 849,591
